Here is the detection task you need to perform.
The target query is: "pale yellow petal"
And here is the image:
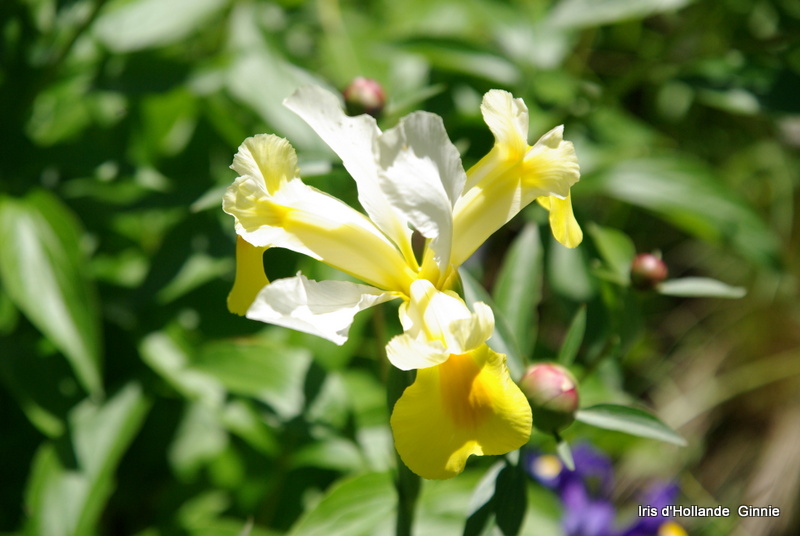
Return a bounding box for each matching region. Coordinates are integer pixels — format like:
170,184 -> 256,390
452,125 -> 580,266
537,193 -> 583,248
230,134 -> 298,195
227,236 -> 269,316
390,346 -> 532,479
224,166 -> 416,294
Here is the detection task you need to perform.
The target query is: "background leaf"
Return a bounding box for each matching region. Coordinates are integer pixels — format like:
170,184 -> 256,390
657,277 -> 747,299
576,404 -> 687,446
492,223 -> 543,358
0,191 -> 103,398
23,383 -> 150,536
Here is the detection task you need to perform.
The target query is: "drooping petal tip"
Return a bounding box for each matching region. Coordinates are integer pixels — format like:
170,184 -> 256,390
227,236 -> 269,316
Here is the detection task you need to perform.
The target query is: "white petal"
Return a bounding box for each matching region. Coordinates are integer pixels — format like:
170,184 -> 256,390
375,112 -> 466,274
447,301 -> 495,353
283,86 -> 414,259
246,274 -> 397,345
386,333 -> 450,370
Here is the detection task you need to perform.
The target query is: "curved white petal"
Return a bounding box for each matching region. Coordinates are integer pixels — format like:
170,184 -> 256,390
394,279 -> 495,367
376,112 -> 466,278
246,274 -> 397,345
283,86 -> 415,264
386,333 -> 450,370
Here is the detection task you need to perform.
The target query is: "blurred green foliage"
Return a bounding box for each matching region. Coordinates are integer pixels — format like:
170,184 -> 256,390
1,0 -> 799,534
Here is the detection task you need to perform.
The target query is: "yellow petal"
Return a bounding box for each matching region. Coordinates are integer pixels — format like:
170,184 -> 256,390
537,192 -> 583,248
452,125 -> 580,266
230,134 -> 298,195
227,236 -> 269,315
390,345 -> 532,479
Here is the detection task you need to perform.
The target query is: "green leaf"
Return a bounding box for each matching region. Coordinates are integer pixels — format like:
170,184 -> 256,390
460,268 -> 524,379
24,383 -> 150,536
555,436 -> 575,471
169,400 -> 229,479
92,0 -> 229,52
548,0 -> 691,29
0,191 -> 103,398
547,237 -> 594,301
195,338 -> 313,421
464,462 -> 504,536
494,463 -> 527,536
557,305 -> 586,366
592,157 -> 781,268
657,277 -> 746,299
587,223 -> 636,286
289,472 -> 395,536
493,223 -> 543,358
576,404 -> 687,446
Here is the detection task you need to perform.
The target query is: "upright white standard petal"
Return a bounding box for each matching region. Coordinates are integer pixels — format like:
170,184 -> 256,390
386,279 -> 495,370
247,274 -> 398,345
376,112 -> 467,284
283,86 -> 417,268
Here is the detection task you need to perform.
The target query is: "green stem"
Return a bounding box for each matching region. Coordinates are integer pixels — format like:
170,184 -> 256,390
386,366 -> 420,536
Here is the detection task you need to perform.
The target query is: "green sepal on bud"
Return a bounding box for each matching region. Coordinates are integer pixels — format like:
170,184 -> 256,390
342,77 -> 386,118
520,363 -> 580,433
630,252 -> 668,290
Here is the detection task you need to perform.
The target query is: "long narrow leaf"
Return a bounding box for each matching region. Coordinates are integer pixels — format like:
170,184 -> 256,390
576,404 -> 687,446
493,223 -> 543,358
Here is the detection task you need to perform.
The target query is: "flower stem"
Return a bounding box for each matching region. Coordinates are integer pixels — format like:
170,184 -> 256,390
387,366 -> 420,536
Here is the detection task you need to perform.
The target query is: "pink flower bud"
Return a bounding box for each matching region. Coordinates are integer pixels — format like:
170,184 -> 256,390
342,77 -> 386,118
520,363 -> 580,433
630,253 -> 668,290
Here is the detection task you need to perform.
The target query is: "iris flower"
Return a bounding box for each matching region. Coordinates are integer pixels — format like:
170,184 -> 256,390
223,85 -> 580,479
527,446 -> 687,536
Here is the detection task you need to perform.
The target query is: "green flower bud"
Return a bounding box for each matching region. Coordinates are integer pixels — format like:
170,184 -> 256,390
520,363 -> 580,433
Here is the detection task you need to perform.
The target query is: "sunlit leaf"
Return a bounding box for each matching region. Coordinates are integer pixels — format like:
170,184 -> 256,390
24,383 -> 150,536
549,0 -> 692,29
576,404 -> 687,446
493,223 -> 543,358
555,436 -> 575,471
557,305 -> 586,366
93,0 -> 229,52
195,338 -> 313,421
0,191 -> 103,398
289,472 -> 395,536
587,223 -> 636,286
461,268 -> 524,380
592,157 -> 781,268
657,277 -> 746,299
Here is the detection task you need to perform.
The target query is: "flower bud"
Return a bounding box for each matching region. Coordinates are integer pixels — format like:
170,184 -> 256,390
342,77 -> 386,118
630,253 -> 668,290
520,363 -> 580,433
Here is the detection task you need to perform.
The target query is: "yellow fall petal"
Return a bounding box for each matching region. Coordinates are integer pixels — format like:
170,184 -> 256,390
390,345 -> 532,480
227,236 -> 269,315
537,192 -> 583,248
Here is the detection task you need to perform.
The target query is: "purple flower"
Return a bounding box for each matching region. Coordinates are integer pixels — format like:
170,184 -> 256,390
525,445 -> 686,536
616,482 -> 680,536
561,477 -> 616,536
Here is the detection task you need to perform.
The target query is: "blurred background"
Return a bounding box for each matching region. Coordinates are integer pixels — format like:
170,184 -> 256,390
1,0 -> 798,535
